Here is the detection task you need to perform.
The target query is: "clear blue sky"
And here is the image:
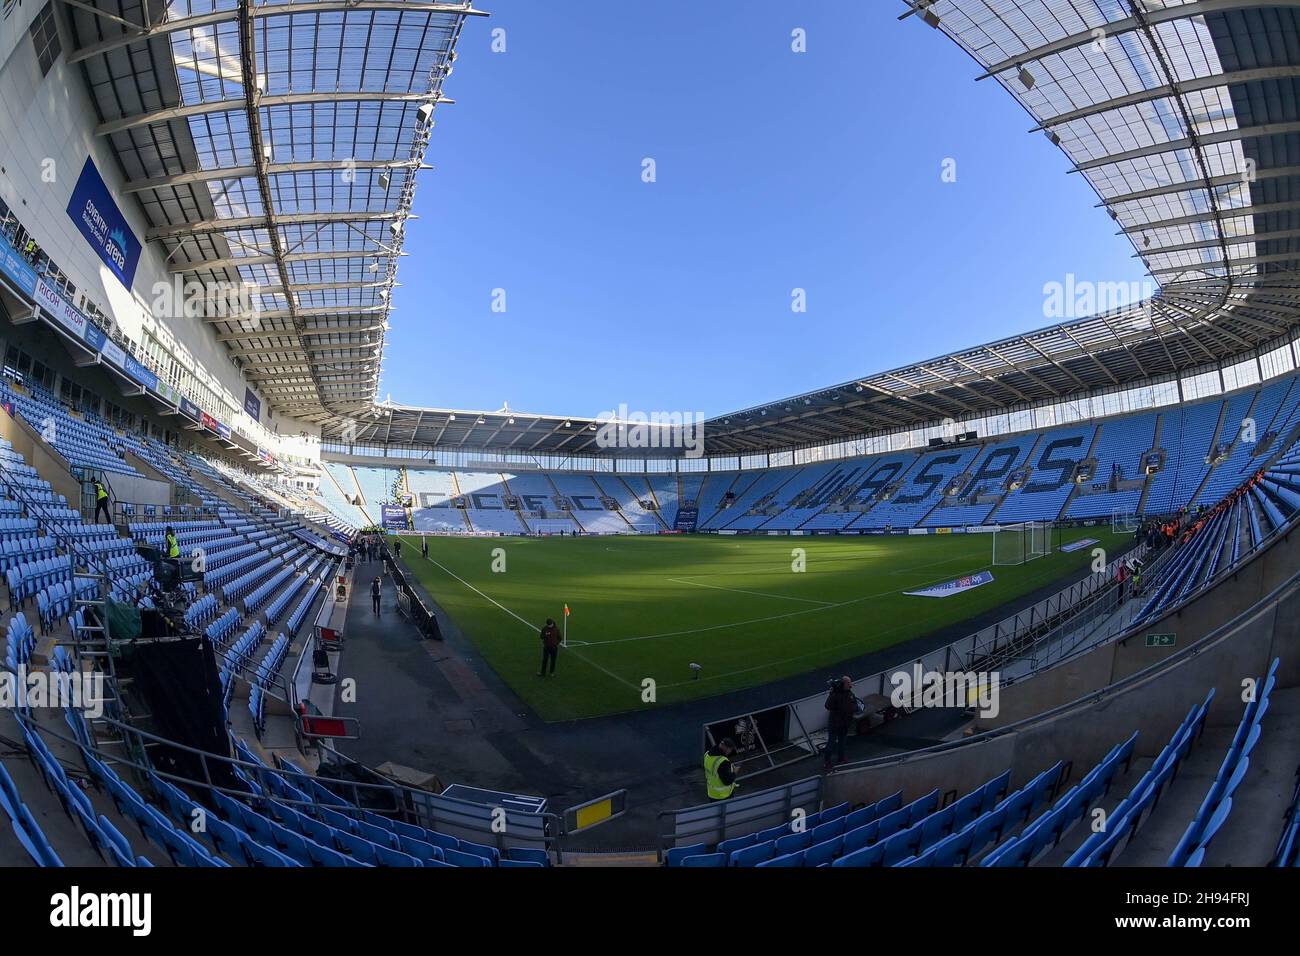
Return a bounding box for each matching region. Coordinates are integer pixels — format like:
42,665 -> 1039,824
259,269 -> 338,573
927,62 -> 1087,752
381,0 -> 1150,421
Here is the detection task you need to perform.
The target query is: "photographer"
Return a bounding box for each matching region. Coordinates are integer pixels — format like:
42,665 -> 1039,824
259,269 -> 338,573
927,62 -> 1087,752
824,675 -> 857,771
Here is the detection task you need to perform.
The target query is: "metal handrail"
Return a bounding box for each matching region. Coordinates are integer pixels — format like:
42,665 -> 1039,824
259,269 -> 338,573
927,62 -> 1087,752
1025,481 -> 1300,676
13,702 -> 565,854
829,544 -> 1300,780
0,458 -> 121,588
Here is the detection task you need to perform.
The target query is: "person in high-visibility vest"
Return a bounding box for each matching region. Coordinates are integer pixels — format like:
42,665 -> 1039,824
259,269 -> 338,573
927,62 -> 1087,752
704,737 -> 739,801
93,480 -> 111,524
164,526 -> 180,559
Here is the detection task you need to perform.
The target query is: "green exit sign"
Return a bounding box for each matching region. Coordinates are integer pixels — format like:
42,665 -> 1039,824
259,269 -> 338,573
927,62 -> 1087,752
1145,633 -> 1176,648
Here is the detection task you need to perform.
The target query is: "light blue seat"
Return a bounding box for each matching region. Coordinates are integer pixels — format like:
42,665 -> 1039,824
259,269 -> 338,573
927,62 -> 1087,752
831,841 -> 884,867
730,840 -> 774,867
756,849 -> 805,867
802,835 -> 843,867
841,820 -> 879,855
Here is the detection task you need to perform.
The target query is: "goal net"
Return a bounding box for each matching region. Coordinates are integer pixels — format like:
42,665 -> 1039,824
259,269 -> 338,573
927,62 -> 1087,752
1112,508 -> 1139,534
993,521 -> 1052,565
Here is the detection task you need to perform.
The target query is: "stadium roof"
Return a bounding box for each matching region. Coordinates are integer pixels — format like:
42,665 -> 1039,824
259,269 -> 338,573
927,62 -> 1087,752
700,0 -> 1300,454
66,1 -> 1300,455
64,0 -> 484,424
327,0 -> 1300,456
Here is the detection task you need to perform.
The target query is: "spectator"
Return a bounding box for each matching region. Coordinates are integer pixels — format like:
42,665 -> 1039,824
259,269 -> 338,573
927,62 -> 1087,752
538,617 -> 561,676
823,675 -> 857,771
371,575 -> 382,615
704,737 -> 739,801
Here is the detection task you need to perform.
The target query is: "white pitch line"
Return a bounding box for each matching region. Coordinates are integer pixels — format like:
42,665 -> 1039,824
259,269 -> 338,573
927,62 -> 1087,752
580,562 -> 995,648
417,550 -> 637,690
667,577 -> 834,606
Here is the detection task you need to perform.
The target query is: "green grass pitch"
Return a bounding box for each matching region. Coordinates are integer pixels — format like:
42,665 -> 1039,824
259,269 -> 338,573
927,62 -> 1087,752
391,528 -> 1125,722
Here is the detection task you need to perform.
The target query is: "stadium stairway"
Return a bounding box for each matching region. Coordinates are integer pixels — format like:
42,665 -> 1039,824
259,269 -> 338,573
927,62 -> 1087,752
450,473 -> 474,532
1053,424 -> 1102,522
0,704 -> 138,867
1182,401 -> 1228,510
1111,686 -> 1300,866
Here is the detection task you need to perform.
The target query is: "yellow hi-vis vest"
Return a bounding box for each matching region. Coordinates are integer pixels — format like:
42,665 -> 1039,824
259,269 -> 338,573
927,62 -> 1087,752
96,484 -> 108,501
166,534 -> 180,558
704,752 -> 736,800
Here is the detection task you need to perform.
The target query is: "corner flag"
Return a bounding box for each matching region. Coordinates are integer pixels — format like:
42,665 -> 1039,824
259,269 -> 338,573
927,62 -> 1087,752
562,604 -> 570,646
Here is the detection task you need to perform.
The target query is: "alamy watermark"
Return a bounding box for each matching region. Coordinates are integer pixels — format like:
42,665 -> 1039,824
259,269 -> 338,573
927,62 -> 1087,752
594,404 -> 704,458
1042,273 -> 1157,321
889,664 -> 1000,719
151,277 -> 262,327
1,666 -> 105,719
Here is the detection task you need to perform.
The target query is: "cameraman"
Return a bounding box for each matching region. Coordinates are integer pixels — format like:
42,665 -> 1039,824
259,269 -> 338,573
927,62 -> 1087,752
824,676 -> 857,771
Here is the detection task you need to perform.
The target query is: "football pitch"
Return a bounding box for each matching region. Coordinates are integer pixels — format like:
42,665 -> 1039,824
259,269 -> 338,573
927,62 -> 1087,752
391,528 -> 1124,721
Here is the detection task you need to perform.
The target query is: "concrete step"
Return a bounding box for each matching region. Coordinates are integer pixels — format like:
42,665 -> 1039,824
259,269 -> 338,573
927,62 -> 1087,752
0,706 -> 107,867
21,702 -> 180,867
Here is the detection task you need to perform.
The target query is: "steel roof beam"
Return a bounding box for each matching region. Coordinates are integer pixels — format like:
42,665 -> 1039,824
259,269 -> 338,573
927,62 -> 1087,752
1137,227 -> 1300,257
147,210 -> 409,240
1033,65 -> 1300,132
1119,199 -> 1300,234
973,0 -> 1296,81
65,2 -> 489,64
1101,165 -> 1300,207
169,248 -> 405,273
207,305 -> 388,323
97,91 -> 451,138
127,159 -> 428,196
1074,121 -> 1300,174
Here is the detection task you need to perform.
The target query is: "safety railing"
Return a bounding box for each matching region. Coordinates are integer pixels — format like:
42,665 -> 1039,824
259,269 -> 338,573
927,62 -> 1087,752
13,703 -> 565,858
655,774 -> 822,855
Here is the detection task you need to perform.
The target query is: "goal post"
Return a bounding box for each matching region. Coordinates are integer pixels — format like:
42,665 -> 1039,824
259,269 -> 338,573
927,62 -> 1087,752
992,521 -> 1052,566
1112,508 -> 1139,534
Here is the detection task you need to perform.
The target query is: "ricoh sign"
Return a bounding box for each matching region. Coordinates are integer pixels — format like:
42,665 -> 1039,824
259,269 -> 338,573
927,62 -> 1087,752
34,278 -> 87,338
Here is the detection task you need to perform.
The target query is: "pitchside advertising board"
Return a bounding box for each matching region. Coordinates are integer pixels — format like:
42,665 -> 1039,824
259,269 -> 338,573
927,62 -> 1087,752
66,157 -> 141,289
381,505 -> 408,530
